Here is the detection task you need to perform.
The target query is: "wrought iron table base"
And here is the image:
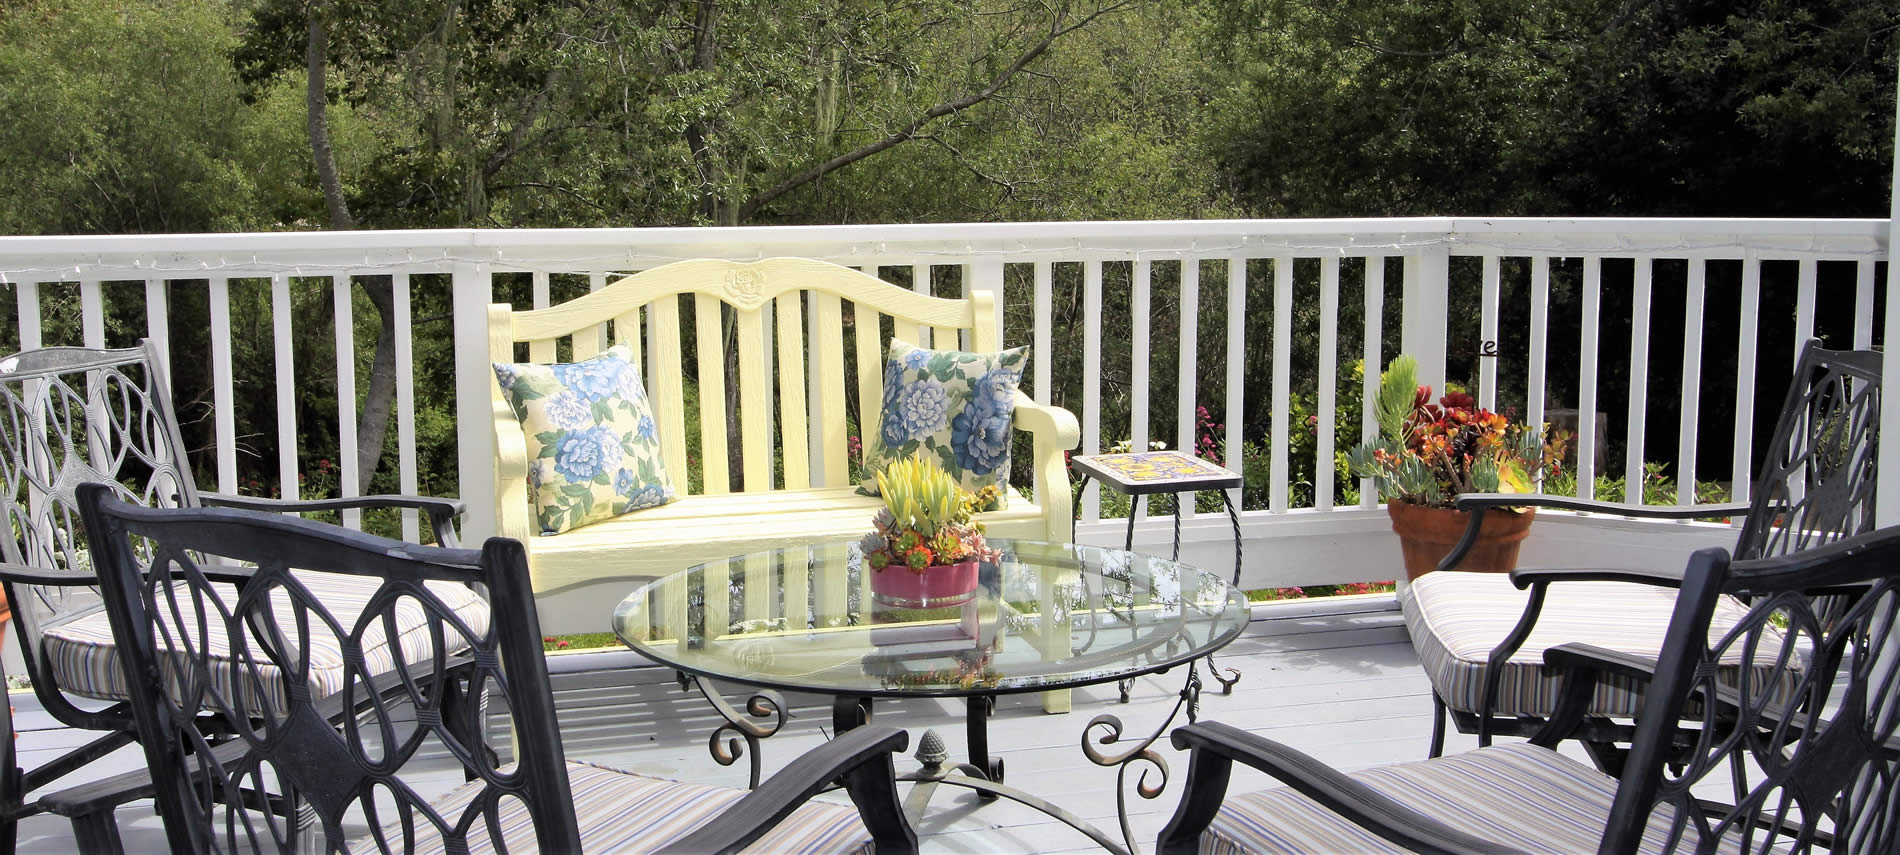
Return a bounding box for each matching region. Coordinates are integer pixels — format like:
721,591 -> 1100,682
682,661 -> 1210,855
1078,478 -> 1245,702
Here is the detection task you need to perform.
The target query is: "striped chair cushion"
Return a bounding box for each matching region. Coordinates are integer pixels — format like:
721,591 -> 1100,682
41,571 -> 490,709
1402,571 -> 1797,719
1202,742 -> 1736,854
374,759 -> 872,854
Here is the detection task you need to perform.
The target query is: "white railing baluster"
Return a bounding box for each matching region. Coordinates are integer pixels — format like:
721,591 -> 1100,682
1131,259 -> 1151,521
333,275 -> 360,528
1577,257 -> 1601,499
15,281 -> 40,351
1527,258 -> 1549,491
1177,258 -> 1199,520
1794,258 -> 1818,361
1361,257 -> 1384,508
395,273 -> 419,542
1225,257 -> 1246,512
1855,260 -> 1876,350
1626,259 -> 1653,503
1678,260 -> 1707,507
1732,257 -> 1762,509
1033,261 -> 1053,510
1082,259 -> 1102,523
1480,255 -> 1500,411
1270,255 -> 1292,512
1315,256 -> 1339,511
144,279 -> 169,381
209,277 -> 236,494
80,279 -> 104,348
272,273 -> 299,501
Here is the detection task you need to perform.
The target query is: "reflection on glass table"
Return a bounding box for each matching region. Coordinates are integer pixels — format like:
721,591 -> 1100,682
612,538 -> 1249,855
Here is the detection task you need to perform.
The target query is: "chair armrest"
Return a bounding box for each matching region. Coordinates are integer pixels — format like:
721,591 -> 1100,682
1508,565 -> 1687,590
1544,642 -> 1660,684
1456,492 -> 1749,520
0,562 -> 97,586
1161,721 -> 1529,855
656,726 -> 916,855
199,491 -> 464,548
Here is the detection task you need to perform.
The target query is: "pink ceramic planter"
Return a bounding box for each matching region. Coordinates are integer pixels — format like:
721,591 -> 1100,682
871,558 -> 980,608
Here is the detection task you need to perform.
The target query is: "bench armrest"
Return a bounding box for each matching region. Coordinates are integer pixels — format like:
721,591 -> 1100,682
656,726 -> 916,855
200,492 -> 465,548
1013,392 -> 1080,544
1161,721 -> 1529,855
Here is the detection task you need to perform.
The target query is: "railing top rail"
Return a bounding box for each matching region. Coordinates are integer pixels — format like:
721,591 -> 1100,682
0,217 -> 1884,279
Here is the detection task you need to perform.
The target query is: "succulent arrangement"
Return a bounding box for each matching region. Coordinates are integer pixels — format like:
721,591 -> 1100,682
863,456 -> 996,571
1346,355 -> 1562,508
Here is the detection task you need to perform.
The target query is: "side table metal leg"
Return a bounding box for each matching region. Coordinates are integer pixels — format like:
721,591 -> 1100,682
1204,491 -> 1245,695
1124,494 -> 1140,552
1117,676 -> 1134,704
1072,475 -> 1092,544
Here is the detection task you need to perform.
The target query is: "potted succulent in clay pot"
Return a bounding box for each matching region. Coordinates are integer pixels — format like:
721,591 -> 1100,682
1347,355 -> 1563,580
862,457 -> 997,608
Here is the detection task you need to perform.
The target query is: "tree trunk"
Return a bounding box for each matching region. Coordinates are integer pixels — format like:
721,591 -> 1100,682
307,0 -> 400,492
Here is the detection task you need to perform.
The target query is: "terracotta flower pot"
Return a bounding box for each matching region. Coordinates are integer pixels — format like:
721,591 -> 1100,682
871,559 -> 981,608
1387,501 -> 1536,581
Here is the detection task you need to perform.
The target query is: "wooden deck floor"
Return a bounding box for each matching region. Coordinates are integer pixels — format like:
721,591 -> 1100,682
9,594 -> 1528,853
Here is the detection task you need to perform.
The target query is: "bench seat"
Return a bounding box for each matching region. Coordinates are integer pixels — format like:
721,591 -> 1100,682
527,485 -> 1050,596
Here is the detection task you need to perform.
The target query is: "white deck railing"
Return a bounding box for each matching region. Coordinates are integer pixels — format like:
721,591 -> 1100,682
0,218 -> 1884,589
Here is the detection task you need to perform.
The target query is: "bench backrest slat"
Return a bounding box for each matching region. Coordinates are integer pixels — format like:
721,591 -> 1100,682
692,293 -> 730,495
852,298 -> 884,472
813,293 -> 849,486
775,291 -> 810,490
493,258 -> 984,499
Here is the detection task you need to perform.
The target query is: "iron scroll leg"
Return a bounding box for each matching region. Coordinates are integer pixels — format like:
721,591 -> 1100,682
675,674 -> 789,790
966,696 -> 1004,796
834,696 -> 872,733
1082,662 -> 1207,855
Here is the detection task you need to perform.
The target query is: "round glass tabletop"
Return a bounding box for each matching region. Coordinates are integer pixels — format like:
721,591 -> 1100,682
611,538 -> 1250,698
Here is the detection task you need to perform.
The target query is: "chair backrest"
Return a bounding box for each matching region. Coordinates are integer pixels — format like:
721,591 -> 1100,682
488,257 -> 995,510
0,343 -> 198,712
76,483 -> 579,854
1602,527 -> 1900,854
1734,340 -> 1880,560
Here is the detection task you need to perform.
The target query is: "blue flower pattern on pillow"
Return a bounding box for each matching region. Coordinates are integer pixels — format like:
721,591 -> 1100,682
953,369 -> 1017,475
495,344 -> 675,535
861,337 -> 1027,508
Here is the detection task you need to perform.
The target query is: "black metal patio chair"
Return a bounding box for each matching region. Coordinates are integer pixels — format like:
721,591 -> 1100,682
1405,340 -> 1879,766
71,483 -> 917,854
0,342 -> 489,852
1160,524 -> 1900,854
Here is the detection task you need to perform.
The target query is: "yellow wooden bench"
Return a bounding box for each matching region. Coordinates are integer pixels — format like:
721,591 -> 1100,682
487,258 -> 1081,703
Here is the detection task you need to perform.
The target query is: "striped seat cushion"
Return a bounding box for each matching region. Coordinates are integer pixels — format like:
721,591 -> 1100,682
1402,571 -> 1798,719
41,571 -> 491,708
1202,742 -> 1736,854
374,759 -> 872,854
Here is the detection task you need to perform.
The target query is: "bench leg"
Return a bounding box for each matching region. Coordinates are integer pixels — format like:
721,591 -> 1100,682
1040,689 -> 1070,714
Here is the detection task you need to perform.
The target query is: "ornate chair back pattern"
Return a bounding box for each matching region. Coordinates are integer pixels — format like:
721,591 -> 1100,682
77,484 -> 579,854
1608,532 -> 1900,854
1734,341 -> 1881,561
0,343 -> 195,722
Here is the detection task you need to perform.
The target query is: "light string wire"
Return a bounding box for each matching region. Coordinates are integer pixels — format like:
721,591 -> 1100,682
0,231 -> 1881,283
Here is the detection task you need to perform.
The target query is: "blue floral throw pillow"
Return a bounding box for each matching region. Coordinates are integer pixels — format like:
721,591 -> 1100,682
493,345 -> 675,535
860,337 -> 1027,508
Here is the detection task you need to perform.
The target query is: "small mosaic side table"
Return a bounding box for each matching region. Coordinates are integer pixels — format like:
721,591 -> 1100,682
1069,450 -> 1244,697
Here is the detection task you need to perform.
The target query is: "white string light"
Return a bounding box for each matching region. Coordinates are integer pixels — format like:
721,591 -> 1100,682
0,232 -> 1880,281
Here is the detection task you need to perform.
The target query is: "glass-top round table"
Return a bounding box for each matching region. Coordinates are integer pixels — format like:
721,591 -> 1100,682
611,538 -> 1248,853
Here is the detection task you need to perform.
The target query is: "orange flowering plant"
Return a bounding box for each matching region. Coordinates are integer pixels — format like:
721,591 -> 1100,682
1346,355 -> 1561,509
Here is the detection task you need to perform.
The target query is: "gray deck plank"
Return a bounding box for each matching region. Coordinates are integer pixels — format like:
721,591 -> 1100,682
7,600 -> 1512,854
